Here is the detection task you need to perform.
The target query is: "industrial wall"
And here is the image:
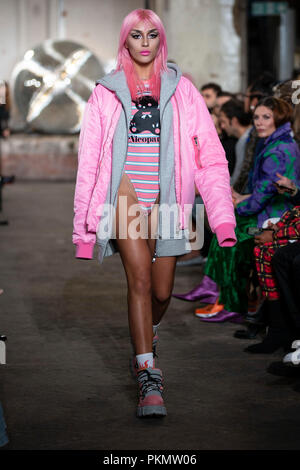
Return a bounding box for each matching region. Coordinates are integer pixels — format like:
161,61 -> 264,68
0,0 -> 243,90
158,0 -> 243,91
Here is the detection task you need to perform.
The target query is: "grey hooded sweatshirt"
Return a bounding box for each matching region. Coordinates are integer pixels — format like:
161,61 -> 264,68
95,64 -> 192,263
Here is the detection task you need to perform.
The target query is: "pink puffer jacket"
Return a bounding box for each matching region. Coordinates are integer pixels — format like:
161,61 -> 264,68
73,75 -> 236,259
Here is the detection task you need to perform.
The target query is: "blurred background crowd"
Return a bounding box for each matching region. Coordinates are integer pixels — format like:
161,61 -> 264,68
174,73 -> 300,371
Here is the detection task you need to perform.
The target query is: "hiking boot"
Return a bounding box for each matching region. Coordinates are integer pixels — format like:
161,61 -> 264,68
136,367 -> 167,418
130,334 -> 158,379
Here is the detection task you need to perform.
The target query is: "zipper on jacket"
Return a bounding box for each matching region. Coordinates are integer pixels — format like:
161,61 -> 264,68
193,135 -> 202,169
174,95 -> 182,233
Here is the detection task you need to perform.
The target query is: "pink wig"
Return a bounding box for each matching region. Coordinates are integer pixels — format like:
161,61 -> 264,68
116,9 -> 168,101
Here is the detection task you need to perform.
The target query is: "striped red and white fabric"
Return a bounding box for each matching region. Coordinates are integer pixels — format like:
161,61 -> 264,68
124,87 -> 160,214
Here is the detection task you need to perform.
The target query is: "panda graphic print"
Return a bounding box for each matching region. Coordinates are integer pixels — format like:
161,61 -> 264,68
125,95 -> 161,213
129,96 -> 160,136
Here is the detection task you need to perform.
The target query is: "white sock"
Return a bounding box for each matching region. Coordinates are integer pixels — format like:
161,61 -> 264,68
153,323 -> 160,337
136,352 -> 154,369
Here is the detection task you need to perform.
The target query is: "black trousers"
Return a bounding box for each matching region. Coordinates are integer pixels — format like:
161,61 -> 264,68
271,242 -> 300,328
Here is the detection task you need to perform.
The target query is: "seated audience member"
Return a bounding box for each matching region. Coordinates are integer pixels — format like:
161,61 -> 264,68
244,205 -> 300,353
213,91 -> 235,117
265,175 -> 300,374
234,173 -> 300,340
212,92 -> 237,176
200,82 -> 222,113
174,98 -> 300,320
234,72 -> 275,194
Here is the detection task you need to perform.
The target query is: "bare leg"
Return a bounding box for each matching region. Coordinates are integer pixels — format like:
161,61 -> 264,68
115,174 -> 177,352
146,204 -> 177,326
151,258 -> 177,325
115,173 -> 153,355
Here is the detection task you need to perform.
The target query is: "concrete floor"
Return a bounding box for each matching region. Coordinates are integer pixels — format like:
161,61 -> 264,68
1,181 -> 300,450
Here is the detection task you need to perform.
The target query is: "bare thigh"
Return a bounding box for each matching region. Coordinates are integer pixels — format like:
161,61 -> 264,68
116,172 -> 149,240
115,173 -> 152,286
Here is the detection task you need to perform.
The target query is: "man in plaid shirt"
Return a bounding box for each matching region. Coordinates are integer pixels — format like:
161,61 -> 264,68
245,173 -> 300,354
254,205 -> 300,301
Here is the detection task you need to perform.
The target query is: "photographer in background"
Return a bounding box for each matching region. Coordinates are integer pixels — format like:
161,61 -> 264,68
0,81 -> 15,223
0,81 -> 10,139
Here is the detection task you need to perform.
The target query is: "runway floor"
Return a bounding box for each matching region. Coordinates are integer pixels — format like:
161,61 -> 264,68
1,181 -> 300,450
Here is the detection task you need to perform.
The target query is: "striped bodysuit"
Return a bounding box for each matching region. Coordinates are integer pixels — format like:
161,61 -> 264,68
124,92 -> 160,214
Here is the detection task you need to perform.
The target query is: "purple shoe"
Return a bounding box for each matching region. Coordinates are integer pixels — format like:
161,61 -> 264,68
172,275 -> 219,303
199,309 -> 242,323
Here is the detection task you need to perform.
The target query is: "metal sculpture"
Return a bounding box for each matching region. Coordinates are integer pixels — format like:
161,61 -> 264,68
12,39 -> 104,134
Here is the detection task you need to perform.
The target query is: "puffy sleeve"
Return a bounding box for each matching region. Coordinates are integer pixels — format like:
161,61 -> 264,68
72,87 -> 103,259
188,82 -> 236,247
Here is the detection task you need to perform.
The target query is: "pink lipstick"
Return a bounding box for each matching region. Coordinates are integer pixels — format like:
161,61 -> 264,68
140,51 -> 151,56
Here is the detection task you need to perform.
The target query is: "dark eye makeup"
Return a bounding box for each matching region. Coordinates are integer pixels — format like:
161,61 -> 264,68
130,30 -> 159,39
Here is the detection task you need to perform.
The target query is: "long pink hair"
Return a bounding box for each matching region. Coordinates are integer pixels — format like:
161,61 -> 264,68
116,9 -> 168,101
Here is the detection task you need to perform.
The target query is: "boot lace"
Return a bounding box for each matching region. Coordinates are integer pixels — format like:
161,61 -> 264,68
138,369 -> 163,399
